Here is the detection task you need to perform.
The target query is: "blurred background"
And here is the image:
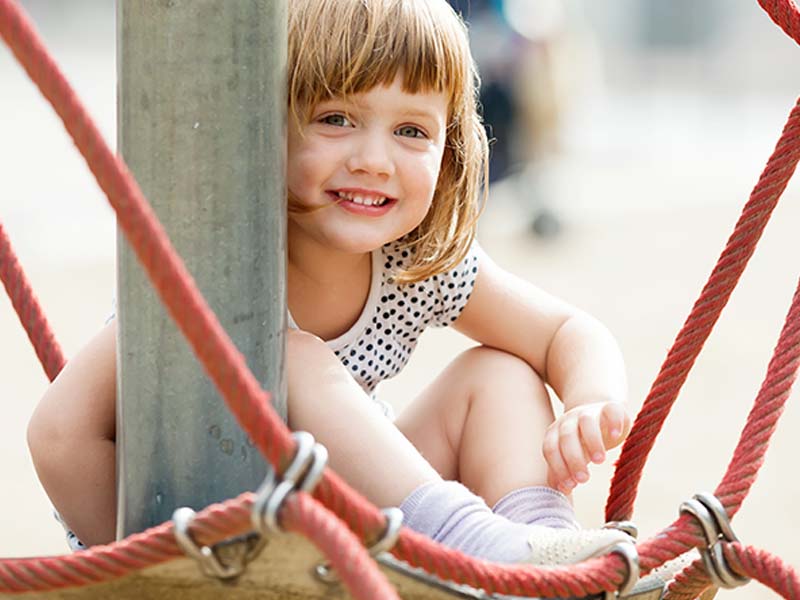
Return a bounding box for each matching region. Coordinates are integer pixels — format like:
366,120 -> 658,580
1,2 -> 799,598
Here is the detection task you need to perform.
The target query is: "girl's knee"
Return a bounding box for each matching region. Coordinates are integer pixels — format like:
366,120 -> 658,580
287,328 -> 326,355
287,329 -> 355,406
458,346 -> 545,390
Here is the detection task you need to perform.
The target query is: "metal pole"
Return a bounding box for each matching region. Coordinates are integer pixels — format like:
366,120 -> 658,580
116,0 -> 287,538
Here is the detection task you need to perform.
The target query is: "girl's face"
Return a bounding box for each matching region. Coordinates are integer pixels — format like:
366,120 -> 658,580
287,75 -> 449,255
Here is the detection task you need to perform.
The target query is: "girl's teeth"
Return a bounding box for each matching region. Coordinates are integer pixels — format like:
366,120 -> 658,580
337,192 -> 386,206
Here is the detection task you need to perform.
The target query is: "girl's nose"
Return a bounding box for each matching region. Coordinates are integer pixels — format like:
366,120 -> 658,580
345,132 -> 395,177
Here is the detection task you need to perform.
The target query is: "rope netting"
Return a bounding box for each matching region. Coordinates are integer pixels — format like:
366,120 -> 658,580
0,223 -> 65,382
2,0 -> 800,598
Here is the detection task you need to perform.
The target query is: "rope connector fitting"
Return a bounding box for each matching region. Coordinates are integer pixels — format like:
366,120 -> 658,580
252,430 -> 329,535
173,431 -> 328,581
601,521 -> 640,598
601,541 -> 640,599
173,507 -> 263,581
679,492 -> 750,590
315,506 -> 404,584
604,520 -> 639,539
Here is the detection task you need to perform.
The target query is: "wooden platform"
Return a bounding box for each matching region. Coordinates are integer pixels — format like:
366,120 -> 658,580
0,533 -> 489,600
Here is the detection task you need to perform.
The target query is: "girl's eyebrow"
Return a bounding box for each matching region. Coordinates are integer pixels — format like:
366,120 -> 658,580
399,108 -> 443,122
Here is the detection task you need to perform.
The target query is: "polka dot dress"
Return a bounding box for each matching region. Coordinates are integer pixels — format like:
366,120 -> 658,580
288,239 -> 482,417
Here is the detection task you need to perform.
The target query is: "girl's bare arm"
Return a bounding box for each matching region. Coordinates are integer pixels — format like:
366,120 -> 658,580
452,252 -> 630,492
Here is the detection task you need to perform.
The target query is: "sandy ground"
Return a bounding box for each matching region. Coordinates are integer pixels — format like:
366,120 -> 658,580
2,6 -> 800,599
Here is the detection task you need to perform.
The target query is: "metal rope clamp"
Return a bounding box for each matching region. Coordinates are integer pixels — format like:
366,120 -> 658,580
314,506 -> 404,584
598,521 -> 641,599
679,492 -> 750,590
173,431 -> 328,581
173,507 -> 265,581
251,431 -> 329,535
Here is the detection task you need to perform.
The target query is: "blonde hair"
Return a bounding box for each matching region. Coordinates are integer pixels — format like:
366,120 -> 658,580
288,0 -> 489,284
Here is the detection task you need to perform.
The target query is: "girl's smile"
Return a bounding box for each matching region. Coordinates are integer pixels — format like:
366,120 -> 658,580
329,188 -> 397,215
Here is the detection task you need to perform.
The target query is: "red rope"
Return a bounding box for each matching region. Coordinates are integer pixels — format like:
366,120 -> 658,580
649,274 -> 800,598
2,0 -> 800,597
0,222 -> 65,381
605,96 -> 800,523
0,491 -> 402,600
606,0 -> 800,526
661,558 -> 714,600
661,543 -> 800,600
758,0 -> 800,45
725,543 -> 800,600
279,494 -> 402,600
715,278 -> 800,515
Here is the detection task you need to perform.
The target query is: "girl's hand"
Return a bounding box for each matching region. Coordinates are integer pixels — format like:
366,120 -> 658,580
542,401 -> 631,494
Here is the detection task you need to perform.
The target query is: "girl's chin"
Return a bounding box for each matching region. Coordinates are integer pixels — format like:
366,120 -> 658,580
329,239 -> 385,254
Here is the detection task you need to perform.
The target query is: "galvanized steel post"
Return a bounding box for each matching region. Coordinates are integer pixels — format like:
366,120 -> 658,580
116,1 -> 287,538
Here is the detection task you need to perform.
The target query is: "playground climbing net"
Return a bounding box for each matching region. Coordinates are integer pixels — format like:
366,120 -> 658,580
2,0 -> 800,598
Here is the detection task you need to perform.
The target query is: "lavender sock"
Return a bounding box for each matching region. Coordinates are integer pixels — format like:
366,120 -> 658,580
491,486 -> 579,530
399,480 -> 533,563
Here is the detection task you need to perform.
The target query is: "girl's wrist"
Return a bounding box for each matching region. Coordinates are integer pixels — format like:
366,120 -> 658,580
561,393 -> 625,412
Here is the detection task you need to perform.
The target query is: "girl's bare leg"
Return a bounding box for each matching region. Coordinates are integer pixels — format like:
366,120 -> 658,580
27,324 -> 117,547
286,331 -> 440,507
395,346 -> 556,507
28,326 -> 441,548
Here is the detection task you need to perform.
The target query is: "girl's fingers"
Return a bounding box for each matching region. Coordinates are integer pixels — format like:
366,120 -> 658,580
542,428 -> 573,491
600,402 -> 631,449
578,412 -> 606,464
558,420 -> 590,485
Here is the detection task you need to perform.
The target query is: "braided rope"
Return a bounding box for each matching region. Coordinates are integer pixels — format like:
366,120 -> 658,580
281,494 -> 402,600
661,558 -> 715,600
605,95 -> 800,523
0,222 -> 65,381
662,543 -> 800,600
2,0 -> 800,597
725,543 -> 800,600
650,274 -> 800,597
758,0 -> 800,45
0,491 -> 400,600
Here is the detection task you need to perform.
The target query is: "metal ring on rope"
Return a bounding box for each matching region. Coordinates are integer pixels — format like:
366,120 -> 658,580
604,520 -> 639,539
252,431 -> 329,535
315,507 -> 404,584
598,521 -> 641,598
602,542 -> 641,598
173,507 -> 263,581
679,492 -> 750,590
173,431 -> 329,581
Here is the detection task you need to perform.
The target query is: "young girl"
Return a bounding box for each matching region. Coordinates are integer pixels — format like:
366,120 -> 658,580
28,0 -> 633,565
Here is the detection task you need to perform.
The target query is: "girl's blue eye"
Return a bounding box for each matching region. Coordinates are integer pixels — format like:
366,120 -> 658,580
396,125 -> 426,139
321,114 -> 351,127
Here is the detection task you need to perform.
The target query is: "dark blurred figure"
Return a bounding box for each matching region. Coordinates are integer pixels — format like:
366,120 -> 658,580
449,0 -> 562,237
449,0 -> 519,182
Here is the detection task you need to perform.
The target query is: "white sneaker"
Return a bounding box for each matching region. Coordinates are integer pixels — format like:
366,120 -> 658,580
525,525 -> 634,566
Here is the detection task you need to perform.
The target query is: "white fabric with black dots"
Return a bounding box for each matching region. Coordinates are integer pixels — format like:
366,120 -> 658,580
288,240 -> 482,418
